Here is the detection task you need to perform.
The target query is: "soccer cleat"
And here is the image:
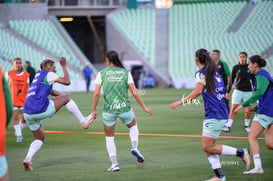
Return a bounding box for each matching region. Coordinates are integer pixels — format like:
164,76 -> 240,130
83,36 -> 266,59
244,126 -> 250,133
16,135 -> 23,142
222,126 -> 230,132
82,113 -> 95,129
205,176 -> 226,181
241,148 -> 251,170
107,164 -> 120,172
23,159 -> 32,171
131,149 -> 144,163
243,168 -> 264,174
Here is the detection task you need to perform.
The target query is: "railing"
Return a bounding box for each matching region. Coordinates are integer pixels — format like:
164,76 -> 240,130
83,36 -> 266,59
0,0 -> 127,7
48,0 -> 127,7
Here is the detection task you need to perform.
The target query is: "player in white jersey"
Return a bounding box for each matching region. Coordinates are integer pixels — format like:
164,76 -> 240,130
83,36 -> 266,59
92,50 -> 152,172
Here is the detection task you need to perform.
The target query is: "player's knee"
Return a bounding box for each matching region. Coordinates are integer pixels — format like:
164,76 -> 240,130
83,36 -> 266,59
265,140 -> 273,150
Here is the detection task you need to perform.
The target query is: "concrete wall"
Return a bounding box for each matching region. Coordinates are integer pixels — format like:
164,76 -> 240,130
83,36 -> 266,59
106,8 -> 170,87
0,3 -> 48,24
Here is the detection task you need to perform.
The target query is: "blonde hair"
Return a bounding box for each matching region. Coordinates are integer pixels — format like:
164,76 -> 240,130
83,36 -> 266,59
40,59 -> 55,70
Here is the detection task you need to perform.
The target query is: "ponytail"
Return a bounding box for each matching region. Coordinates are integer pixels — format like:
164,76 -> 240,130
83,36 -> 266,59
249,55 -> 266,68
195,49 -> 217,94
106,50 -> 125,69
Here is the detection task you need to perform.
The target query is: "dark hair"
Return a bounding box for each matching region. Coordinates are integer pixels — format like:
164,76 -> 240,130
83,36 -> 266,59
13,57 -> 23,71
249,55 -> 266,68
106,50 -> 125,69
239,52 -> 248,58
40,59 -> 55,70
212,49 -> 220,55
195,48 -> 217,94
25,61 -> 31,65
13,57 -> 21,62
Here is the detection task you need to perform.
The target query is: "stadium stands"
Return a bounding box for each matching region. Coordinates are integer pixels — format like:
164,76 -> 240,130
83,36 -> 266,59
112,9 -> 156,66
9,19 -> 82,70
0,25 -> 82,80
168,1 -> 273,82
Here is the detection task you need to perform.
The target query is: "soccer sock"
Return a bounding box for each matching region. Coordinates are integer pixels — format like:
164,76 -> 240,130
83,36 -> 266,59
26,140 -> 43,162
106,136 -> 118,165
14,124 -> 22,136
226,119 -> 233,127
221,145 -> 237,155
208,155 -> 224,178
245,119 -> 250,127
65,99 -> 86,124
20,123 -> 26,130
129,125 -> 139,150
253,154 -> 262,169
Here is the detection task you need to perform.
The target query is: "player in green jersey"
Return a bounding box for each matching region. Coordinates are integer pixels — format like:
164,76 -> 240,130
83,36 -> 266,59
92,50 -> 152,172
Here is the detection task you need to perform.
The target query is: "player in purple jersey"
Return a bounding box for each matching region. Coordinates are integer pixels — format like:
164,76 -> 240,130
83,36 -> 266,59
171,49 -> 250,181
234,55 -> 273,174
22,57 -> 94,171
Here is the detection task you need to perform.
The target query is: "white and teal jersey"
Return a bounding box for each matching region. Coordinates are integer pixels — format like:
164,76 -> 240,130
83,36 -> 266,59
95,66 -> 134,114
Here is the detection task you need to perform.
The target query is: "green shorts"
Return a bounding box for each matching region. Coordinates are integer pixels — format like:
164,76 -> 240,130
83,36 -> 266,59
202,119 -> 227,139
102,109 -> 135,127
232,90 -> 252,105
253,114 -> 273,129
23,100 -> 56,131
0,156 -> 8,178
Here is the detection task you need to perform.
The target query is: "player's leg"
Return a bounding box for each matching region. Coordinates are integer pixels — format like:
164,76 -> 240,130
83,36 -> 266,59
23,125 -> 44,171
243,119 -> 264,174
13,108 -> 22,142
104,121 -> 119,172
223,103 -> 239,132
265,124 -> 273,150
52,93 -> 93,128
19,108 -> 26,131
120,110 -> 144,163
23,101 -> 55,171
243,91 -> 253,132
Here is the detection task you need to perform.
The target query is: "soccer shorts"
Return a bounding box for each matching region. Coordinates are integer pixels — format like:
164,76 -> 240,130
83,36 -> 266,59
232,90 -> 252,105
0,156 -> 8,178
253,114 -> 273,129
13,105 -> 23,110
202,119 -> 227,139
102,109 -> 135,127
23,100 -> 56,131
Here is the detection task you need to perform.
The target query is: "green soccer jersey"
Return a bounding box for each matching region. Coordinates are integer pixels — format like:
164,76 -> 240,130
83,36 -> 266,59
95,66 -> 134,114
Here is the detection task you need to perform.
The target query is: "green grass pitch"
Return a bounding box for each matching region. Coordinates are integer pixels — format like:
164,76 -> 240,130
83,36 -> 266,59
6,88 -> 273,181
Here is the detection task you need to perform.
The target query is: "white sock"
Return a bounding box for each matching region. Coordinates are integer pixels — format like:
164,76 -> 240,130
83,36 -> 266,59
226,119 -> 233,127
208,155 -> 221,169
221,145 -> 237,155
245,119 -> 250,127
253,154 -> 262,169
65,99 -> 86,124
14,124 -> 22,136
130,125 -> 139,150
26,140 -> 43,162
20,123 -> 26,130
106,136 -> 118,165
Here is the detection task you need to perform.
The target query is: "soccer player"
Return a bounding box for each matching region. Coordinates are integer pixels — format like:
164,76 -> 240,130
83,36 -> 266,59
92,50 -> 152,172
223,52 -> 254,132
234,55 -> 273,174
6,57 -> 29,142
211,50 -> 231,113
22,57 -> 94,171
0,65 -> 13,181
171,49 -> 250,181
